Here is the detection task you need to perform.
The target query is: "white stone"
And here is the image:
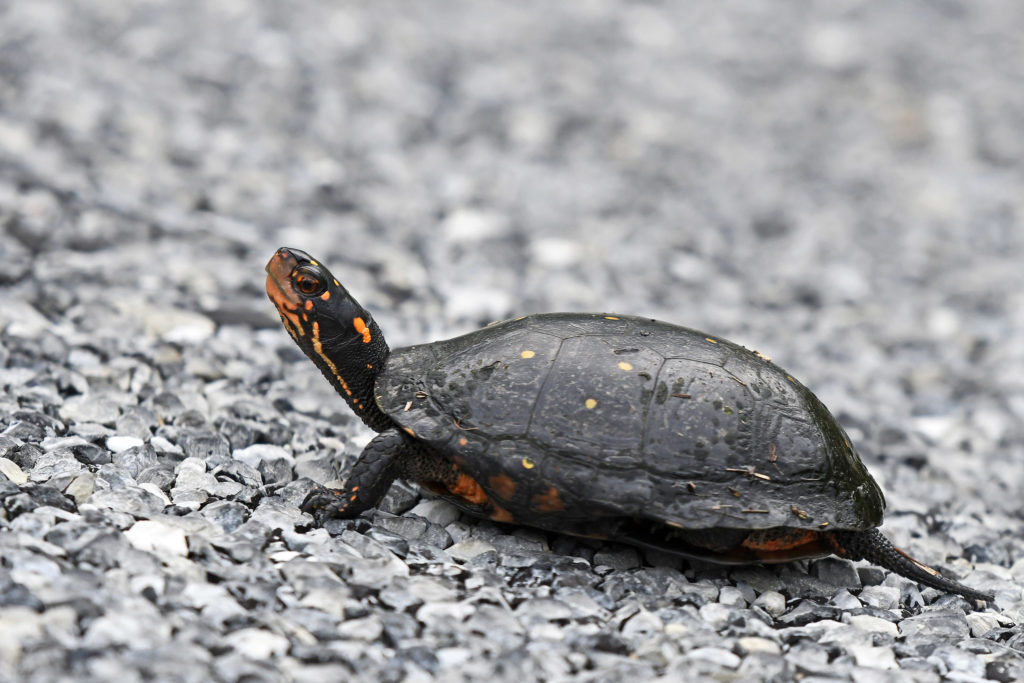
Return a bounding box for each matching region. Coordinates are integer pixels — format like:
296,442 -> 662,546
441,208 -> 509,242
848,614 -> 898,636
687,647 -> 741,669
857,585 -> 901,609
754,590 -> 787,618
446,538 -> 495,561
225,628 -> 290,659
736,636 -> 782,656
234,443 -> 290,469
966,612 -> 1002,638
150,436 -> 183,456
124,520 -> 188,557
847,644 -> 897,670
698,602 -> 733,631
0,457 -> 28,484
106,435 -> 145,453
138,483 -> 171,506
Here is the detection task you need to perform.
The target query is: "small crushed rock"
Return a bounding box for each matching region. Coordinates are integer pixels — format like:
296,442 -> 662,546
2,0 -> 1024,681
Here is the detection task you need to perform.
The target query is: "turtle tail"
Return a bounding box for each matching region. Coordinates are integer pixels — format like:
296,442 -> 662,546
831,529 -> 993,603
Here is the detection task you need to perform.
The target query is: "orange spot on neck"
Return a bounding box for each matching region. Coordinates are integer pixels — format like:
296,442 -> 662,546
353,317 -> 372,343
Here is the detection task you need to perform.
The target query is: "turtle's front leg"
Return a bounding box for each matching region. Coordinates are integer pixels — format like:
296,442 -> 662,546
301,427 -> 454,523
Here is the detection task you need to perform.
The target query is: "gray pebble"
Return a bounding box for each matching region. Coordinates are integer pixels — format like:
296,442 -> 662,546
754,590 -> 787,618
408,498 -> 461,527
717,586 -> 747,607
898,611 -> 970,640
735,636 -> 782,656
593,547 -> 641,571
201,500 -> 250,533
58,395 -> 120,426
447,538 -> 497,562
848,614 -> 898,636
811,558 -> 862,589
777,601 -> 843,627
858,585 -> 902,609
90,487 -> 166,517
113,444 -> 158,477
180,431 -> 231,461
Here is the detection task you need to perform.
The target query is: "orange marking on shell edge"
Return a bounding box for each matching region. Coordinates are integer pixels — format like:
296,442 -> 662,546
742,529 -> 818,553
705,337 -> 718,344
490,504 -> 514,524
531,486 -> 564,512
488,473 -> 517,500
604,316 -> 619,320
450,473 -> 489,505
403,427 -> 416,437
353,317 -> 372,343
320,290 -> 331,301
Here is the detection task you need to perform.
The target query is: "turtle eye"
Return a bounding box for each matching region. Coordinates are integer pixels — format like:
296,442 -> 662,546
293,268 -> 326,296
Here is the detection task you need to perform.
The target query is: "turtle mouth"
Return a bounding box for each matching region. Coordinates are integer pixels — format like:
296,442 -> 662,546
266,247 -> 309,306
266,248 -> 304,330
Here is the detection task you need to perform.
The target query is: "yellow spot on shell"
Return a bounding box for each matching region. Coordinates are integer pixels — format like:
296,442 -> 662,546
585,398 -> 597,410
604,316 -> 619,320
705,337 -> 718,344
521,350 -> 535,359
333,279 -> 340,287
309,260 -> 319,266
617,361 -> 633,371
521,457 -> 535,469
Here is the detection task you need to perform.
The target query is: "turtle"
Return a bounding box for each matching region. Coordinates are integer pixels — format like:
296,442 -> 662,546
265,246 -> 992,602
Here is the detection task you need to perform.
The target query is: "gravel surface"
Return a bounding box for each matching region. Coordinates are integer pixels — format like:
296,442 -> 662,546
2,1 -> 1024,681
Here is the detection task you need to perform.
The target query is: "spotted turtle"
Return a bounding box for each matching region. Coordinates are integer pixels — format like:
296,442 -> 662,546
266,247 -> 991,602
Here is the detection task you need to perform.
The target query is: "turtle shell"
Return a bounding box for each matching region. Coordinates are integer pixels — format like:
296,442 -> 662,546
376,313 -> 884,534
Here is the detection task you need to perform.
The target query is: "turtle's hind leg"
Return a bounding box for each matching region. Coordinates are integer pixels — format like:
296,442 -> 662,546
831,529 -> 993,603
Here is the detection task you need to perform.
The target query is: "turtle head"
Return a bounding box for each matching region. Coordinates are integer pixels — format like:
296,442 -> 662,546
266,247 -> 392,431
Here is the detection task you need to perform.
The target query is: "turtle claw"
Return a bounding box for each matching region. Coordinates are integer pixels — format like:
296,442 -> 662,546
300,484 -> 351,523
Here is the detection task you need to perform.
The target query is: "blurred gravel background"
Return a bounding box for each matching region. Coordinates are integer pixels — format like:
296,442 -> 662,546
2,1 -> 1024,681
